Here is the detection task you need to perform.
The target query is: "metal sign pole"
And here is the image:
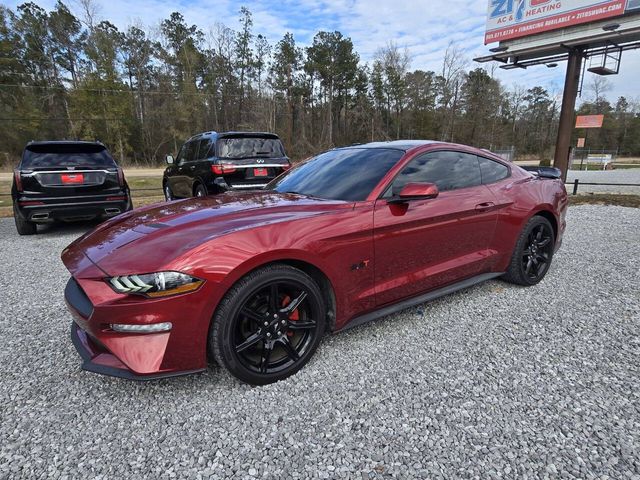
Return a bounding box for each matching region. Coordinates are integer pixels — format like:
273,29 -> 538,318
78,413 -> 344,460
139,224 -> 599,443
554,48 -> 583,182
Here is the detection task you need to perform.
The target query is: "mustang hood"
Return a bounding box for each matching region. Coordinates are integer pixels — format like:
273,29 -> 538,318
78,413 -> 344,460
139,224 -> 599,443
62,191 -> 348,276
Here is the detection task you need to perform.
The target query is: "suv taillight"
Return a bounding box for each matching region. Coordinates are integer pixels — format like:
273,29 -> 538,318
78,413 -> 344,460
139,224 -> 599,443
212,165 -> 236,175
282,164 -> 292,171
117,167 -> 125,187
14,170 -> 23,192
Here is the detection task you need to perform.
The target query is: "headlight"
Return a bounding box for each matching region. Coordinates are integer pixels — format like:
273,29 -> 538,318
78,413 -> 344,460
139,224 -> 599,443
108,271 -> 204,298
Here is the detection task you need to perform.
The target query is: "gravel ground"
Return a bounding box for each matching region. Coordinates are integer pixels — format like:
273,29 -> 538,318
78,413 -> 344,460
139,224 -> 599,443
1,206 -> 639,479
566,169 -> 640,194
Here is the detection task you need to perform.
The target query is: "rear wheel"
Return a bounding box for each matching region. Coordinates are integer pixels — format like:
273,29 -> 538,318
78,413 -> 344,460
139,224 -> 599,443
194,184 -> 207,198
13,204 -> 37,236
210,264 -> 326,385
502,215 -> 555,286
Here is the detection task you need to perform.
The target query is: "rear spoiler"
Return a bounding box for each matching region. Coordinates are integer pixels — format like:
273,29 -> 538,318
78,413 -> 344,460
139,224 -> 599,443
521,166 -> 562,179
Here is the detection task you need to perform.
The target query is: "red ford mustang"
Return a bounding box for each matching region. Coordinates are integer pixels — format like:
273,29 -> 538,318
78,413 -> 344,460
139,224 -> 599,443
62,141 -> 568,385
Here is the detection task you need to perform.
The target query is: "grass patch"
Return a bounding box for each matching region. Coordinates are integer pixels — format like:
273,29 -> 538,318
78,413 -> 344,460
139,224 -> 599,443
571,164 -> 640,171
126,176 -> 163,190
569,193 -> 640,208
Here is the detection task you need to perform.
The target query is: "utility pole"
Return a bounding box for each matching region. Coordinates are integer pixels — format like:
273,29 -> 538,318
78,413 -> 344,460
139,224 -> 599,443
553,47 -> 583,182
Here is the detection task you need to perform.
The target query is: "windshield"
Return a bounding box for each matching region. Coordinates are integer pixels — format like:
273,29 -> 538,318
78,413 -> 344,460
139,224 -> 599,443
217,137 -> 285,159
268,148 -> 403,201
22,144 -> 116,169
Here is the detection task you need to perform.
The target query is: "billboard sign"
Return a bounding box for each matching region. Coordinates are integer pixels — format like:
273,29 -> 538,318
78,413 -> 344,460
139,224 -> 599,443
485,0 -> 628,44
575,114 -> 604,128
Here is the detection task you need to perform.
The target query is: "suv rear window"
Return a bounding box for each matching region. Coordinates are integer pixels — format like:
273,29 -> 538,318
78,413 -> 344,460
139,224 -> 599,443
217,137 -> 285,159
22,144 -> 117,169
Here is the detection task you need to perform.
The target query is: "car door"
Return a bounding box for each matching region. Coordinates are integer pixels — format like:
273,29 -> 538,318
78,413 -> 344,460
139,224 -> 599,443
174,141 -> 197,197
192,137 -> 213,190
373,150 -> 498,306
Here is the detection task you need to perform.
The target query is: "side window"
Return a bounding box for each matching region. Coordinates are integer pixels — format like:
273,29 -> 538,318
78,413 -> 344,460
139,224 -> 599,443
389,151 -> 482,195
195,138 -> 212,160
478,156 -> 509,184
177,141 -> 197,164
176,144 -> 188,164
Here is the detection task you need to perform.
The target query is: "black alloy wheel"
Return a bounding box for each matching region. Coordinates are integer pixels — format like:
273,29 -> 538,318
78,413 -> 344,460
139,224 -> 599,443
503,215 -> 555,286
210,264 -> 326,385
522,223 -> 553,281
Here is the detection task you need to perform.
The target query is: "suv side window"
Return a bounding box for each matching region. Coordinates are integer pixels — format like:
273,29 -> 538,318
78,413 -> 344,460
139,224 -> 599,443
388,151 -> 482,195
195,138 -> 213,160
177,141 -> 197,165
477,156 -> 510,184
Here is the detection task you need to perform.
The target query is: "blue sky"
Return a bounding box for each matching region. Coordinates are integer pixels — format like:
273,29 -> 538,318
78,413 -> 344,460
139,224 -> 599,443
4,0 -> 640,103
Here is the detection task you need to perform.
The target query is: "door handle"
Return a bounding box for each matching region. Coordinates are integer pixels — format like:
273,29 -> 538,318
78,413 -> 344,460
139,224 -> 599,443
475,202 -> 495,212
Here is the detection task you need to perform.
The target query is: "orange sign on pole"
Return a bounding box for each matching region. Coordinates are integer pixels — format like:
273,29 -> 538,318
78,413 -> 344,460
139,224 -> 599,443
577,138 -> 586,148
575,115 -> 604,128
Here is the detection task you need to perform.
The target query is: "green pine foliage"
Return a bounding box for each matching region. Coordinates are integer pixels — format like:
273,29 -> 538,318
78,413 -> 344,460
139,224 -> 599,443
1,2 -> 639,169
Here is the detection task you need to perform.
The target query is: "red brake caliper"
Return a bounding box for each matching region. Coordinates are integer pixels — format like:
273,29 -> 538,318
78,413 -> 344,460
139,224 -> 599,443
282,295 -> 299,336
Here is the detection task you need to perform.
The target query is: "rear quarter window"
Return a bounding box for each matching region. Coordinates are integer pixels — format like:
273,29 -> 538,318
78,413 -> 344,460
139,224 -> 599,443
478,156 -> 510,184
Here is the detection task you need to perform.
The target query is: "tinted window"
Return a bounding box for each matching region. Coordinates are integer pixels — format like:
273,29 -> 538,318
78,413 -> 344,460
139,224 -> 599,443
390,151 -> 481,194
478,156 -> 509,184
269,148 -> 402,201
217,137 -> 285,159
196,138 -> 213,160
22,144 -> 116,169
177,141 -> 197,164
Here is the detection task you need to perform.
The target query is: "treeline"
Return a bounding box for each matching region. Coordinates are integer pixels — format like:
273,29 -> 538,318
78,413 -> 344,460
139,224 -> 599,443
1,2 -> 640,168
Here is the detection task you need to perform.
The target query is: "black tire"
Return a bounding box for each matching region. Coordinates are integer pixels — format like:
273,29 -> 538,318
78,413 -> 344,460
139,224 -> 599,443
164,182 -> 174,201
194,184 -> 207,198
502,215 -> 555,286
210,264 -> 326,385
13,204 -> 37,236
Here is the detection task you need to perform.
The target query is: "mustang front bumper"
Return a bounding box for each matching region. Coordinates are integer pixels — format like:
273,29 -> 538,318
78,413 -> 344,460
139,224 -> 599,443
64,276 -> 207,380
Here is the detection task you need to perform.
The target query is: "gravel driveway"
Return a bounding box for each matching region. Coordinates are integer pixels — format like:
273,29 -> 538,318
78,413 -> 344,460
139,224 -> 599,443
1,206 -> 639,479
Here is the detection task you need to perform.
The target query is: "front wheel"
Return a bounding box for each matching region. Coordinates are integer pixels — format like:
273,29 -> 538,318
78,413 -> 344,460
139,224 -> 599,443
164,183 -> 174,201
210,264 -> 326,385
502,215 -> 555,286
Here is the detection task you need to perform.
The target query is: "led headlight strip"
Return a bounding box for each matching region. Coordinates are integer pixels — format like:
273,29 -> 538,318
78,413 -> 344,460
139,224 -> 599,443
108,271 -> 204,298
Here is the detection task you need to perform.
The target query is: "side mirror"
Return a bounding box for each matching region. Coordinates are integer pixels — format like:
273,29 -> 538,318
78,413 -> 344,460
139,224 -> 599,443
165,155 -> 174,165
389,182 -> 439,204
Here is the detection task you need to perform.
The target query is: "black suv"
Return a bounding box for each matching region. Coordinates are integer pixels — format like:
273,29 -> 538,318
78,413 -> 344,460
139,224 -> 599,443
12,141 -> 132,235
163,131 -> 290,199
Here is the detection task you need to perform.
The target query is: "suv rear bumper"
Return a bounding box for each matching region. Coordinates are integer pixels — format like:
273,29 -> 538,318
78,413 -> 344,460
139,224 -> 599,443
15,193 -> 130,222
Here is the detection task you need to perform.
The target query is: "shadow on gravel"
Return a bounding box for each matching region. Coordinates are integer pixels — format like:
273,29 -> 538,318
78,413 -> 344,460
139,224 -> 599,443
33,219 -> 102,237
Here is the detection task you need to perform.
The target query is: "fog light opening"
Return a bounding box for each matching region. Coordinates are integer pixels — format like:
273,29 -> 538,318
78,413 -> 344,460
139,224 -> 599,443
111,322 -> 172,333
